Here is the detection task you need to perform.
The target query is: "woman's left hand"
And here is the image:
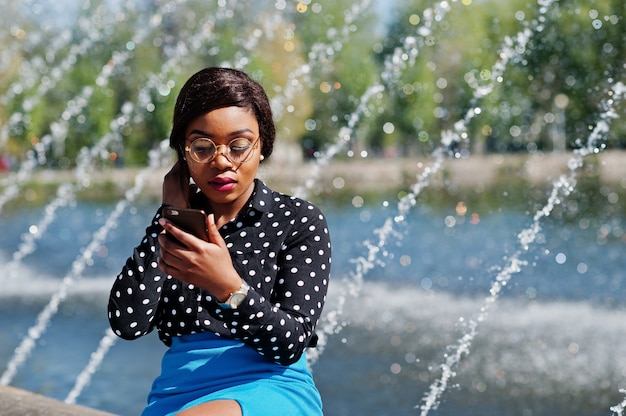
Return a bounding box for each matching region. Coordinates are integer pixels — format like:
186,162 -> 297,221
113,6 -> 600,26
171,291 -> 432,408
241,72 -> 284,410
162,161 -> 190,208
157,213 -> 243,302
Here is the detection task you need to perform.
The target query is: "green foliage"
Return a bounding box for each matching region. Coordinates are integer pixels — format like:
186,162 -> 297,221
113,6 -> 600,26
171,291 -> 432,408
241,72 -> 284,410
1,0 -> 625,169
290,1 -> 382,158
482,0 -> 626,153
377,0 -> 626,155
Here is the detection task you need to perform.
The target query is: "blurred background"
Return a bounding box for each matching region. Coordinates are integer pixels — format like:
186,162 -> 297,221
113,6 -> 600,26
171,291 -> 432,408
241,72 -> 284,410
1,0 -> 625,170
1,1 -> 625,415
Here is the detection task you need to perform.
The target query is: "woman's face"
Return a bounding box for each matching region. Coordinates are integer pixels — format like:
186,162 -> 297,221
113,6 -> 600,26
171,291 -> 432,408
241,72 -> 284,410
184,106 -> 262,215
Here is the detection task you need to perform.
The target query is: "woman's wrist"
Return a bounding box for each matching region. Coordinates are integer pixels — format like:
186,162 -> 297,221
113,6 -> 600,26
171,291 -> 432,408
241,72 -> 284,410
216,276 -> 245,303
217,280 -> 250,310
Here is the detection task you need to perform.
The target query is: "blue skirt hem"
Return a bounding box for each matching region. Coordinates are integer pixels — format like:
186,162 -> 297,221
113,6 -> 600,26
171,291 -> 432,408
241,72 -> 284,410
142,332 -> 323,416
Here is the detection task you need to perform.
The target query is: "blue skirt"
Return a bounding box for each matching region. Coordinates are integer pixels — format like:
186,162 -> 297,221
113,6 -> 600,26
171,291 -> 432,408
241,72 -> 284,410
142,332 -> 323,416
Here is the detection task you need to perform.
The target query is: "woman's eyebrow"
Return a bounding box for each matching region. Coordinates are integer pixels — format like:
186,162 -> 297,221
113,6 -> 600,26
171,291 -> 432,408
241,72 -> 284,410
188,128 -> 255,137
188,129 -> 210,137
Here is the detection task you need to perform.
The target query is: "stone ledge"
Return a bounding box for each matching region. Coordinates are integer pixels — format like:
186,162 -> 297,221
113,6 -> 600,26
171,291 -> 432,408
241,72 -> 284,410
0,386 -> 117,416
3,150 -> 625,203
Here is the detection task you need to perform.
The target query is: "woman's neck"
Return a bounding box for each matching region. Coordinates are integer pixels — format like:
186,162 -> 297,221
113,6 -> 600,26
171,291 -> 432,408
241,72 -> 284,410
196,182 -> 256,229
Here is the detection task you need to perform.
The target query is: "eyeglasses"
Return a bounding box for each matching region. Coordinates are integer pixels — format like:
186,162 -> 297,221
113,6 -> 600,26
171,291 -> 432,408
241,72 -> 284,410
185,137 -> 260,164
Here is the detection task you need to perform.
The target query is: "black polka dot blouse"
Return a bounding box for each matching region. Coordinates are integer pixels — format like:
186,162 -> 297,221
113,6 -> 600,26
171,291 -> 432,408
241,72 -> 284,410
108,179 -> 331,366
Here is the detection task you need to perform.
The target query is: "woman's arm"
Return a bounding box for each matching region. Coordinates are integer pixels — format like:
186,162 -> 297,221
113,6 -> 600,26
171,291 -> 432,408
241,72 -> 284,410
109,162 -> 188,340
216,203 -> 332,365
108,207 -> 168,340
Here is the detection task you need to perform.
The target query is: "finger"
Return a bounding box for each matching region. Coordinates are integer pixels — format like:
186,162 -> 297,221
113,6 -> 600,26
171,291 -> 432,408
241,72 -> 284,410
206,214 -> 224,246
157,233 -> 186,274
157,255 -> 169,272
157,240 -> 171,270
159,218 -> 195,247
157,255 -> 181,278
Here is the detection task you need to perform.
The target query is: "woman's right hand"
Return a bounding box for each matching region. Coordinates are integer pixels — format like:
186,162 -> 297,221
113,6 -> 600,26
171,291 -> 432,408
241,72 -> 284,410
158,214 -> 243,302
162,161 -> 189,208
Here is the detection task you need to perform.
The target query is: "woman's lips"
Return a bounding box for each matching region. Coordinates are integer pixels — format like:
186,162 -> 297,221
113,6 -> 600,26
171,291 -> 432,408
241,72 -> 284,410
209,177 -> 236,192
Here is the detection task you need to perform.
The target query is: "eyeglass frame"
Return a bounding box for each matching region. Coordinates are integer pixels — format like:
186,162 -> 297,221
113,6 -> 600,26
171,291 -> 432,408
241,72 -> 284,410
184,136 -> 261,164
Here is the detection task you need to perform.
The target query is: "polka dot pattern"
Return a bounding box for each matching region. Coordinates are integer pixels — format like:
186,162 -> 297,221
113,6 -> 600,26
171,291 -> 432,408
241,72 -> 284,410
108,180 -> 331,365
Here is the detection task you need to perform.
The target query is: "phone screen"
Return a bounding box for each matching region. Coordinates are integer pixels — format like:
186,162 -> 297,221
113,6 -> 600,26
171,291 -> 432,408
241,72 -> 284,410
163,207 -> 208,241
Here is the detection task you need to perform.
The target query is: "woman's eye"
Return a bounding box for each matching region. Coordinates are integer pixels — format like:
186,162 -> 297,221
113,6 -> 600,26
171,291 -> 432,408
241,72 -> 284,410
230,140 -> 251,152
195,146 -> 210,153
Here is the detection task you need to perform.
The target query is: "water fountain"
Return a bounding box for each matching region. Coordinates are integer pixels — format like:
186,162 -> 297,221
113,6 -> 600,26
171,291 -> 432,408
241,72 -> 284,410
1,1 -> 625,415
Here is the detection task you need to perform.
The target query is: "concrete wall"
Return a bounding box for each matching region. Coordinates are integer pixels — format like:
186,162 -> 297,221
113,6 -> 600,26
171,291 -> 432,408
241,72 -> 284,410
0,386 -> 116,416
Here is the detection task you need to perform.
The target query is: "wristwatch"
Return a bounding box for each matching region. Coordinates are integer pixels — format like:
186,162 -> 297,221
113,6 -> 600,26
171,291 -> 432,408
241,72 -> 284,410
218,281 -> 250,309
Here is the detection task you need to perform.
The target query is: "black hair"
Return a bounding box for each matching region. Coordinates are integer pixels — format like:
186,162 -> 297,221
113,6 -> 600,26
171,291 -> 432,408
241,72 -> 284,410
169,67 -> 276,183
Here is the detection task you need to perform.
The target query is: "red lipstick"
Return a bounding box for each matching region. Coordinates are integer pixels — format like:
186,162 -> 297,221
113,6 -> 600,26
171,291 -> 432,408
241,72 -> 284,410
209,177 -> 236,192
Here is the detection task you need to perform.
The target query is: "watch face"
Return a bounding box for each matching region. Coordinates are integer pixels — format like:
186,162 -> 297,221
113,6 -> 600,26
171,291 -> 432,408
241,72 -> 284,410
230,292 -> 247,308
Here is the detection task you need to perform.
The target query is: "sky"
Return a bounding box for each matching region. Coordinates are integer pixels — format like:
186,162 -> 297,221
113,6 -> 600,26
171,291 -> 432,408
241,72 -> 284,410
20,0 -> 397,32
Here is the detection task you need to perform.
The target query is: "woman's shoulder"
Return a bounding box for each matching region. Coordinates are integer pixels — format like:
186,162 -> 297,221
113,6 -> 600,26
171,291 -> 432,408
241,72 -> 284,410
254,179 -> 326,218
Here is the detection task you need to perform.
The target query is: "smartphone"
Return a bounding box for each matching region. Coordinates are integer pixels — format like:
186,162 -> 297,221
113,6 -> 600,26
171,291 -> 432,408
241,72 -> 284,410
163,207 -> 209,241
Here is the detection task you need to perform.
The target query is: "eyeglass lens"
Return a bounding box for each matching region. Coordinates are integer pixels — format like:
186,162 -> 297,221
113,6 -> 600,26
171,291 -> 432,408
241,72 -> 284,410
187,138 -> 256,164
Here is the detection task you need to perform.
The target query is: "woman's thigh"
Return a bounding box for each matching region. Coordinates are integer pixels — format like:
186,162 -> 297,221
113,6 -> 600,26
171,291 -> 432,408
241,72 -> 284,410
176,399 -> 242,416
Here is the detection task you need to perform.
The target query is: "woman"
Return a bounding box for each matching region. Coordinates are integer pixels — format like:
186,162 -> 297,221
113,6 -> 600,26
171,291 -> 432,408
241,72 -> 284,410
108,67 -> 331,416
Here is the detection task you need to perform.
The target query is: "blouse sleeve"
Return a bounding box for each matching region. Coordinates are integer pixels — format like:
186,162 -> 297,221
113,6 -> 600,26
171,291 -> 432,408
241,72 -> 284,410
108,206 -> 168,340
216,202 -> 332,366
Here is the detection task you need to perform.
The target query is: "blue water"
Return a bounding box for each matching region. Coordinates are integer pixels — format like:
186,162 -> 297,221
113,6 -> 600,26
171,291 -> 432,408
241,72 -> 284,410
1,196 -> 625,415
